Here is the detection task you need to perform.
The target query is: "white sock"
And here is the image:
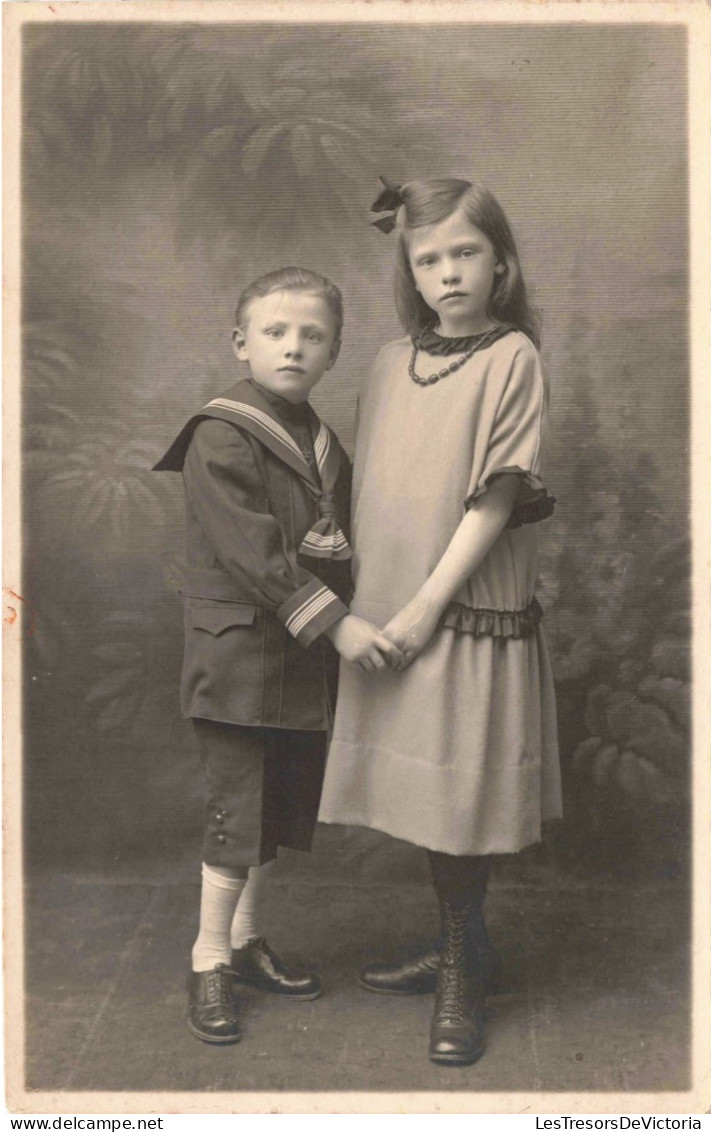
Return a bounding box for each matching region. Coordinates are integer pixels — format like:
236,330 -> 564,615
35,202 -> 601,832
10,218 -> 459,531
230,859 -> 276,950
191,863 -> 247,973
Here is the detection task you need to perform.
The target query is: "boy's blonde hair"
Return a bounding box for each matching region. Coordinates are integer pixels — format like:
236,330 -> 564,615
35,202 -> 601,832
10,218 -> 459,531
234,267 -> 344,342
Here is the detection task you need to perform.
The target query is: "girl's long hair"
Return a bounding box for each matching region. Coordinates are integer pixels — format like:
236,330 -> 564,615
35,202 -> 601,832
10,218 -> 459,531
393,179 -> 540,348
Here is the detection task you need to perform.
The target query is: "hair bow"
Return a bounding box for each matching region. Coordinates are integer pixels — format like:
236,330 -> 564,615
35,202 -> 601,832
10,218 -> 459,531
370,176 -> 403,234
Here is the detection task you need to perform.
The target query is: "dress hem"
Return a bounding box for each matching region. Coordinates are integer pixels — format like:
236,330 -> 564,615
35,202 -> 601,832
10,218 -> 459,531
317,813 -> 560,857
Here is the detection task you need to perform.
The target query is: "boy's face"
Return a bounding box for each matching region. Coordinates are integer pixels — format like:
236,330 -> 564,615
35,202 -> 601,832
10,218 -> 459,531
232,290 -> 340,404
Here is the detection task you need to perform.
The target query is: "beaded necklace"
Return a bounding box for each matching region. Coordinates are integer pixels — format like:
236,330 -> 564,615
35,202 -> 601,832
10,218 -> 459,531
408,324 -> 505,386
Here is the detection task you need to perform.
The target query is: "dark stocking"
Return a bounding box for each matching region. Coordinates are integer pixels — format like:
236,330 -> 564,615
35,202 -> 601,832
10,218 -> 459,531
427,851 -> 492,956
427,851 -> 490,902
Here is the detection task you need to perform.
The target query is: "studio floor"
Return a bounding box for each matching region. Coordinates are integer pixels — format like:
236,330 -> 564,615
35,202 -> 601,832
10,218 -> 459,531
21,839 -> 690,1100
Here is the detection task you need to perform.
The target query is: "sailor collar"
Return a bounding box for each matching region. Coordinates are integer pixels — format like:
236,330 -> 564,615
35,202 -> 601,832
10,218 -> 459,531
153,380 -> 351,561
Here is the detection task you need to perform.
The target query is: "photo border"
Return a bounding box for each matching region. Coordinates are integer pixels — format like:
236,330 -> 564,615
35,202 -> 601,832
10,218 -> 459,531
3,0 -> 710,1115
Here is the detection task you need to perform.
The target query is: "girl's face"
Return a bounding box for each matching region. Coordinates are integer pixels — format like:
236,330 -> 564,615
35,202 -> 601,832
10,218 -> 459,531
408,210 -> 505,337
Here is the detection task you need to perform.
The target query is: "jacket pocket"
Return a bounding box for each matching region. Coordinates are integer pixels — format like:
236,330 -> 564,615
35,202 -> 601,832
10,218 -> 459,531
190,601 -> 257,636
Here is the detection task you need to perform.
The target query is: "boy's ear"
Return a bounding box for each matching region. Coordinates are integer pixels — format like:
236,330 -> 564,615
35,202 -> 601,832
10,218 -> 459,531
326,338 -> 342,371
232,327 -> 248,360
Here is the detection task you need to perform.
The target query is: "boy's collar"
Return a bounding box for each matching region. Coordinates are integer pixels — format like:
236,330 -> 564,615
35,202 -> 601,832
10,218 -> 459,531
201,379 -> 321,486
247,378 -> 311,423
153,378 -> 351,562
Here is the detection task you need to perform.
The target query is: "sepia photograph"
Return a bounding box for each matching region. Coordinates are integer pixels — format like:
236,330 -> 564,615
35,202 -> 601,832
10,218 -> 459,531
3,0 -> 710,1115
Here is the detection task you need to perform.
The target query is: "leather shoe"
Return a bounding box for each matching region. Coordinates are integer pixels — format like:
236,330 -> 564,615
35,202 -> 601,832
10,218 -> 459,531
359,945 -> 503,998
359,947 -> 440,995
231,937 -> 322,1000
187,964 -> 241,1044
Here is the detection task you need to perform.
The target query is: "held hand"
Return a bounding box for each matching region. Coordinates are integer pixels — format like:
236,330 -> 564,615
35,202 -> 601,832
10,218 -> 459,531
326,614 -> 405,673
383,597 -> 441,670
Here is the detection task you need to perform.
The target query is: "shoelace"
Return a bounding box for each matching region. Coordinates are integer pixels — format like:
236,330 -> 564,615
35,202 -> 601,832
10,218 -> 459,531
205,966 -> 234,1005
248,938 -> 279,967
438,960 -> 467,1021
437,904 -> 470,1022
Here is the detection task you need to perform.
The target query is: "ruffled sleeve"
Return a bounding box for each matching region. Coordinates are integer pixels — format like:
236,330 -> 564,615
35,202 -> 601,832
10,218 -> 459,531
464,338 -> 555,529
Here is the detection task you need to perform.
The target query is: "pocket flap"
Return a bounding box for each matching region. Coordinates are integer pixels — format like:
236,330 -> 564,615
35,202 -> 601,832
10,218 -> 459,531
191,602 -> 257,635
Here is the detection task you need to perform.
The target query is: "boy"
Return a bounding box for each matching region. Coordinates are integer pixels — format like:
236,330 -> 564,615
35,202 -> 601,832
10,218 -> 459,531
154,267 -> 401,1044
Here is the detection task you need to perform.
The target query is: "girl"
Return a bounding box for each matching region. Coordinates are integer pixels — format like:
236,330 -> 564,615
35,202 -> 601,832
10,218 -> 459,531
318,178 -> 562,1066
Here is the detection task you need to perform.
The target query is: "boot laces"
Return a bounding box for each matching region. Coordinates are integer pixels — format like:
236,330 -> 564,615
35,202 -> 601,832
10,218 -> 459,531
439,960 -> 467,1021
438,904 -> 469,1021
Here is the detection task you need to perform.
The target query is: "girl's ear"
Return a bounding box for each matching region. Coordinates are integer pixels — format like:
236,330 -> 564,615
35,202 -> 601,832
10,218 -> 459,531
494,263 -> 506,275
232,327 -> 248,360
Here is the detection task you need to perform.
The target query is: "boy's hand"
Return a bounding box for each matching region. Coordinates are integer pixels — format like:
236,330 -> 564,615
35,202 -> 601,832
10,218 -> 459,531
325,614 -> 405,673
383,597 -> 441,670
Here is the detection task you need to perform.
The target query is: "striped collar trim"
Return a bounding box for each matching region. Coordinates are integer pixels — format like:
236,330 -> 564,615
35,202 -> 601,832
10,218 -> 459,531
313,422 -> 330,478
206,397 -> 308,468
205,396 -> 337,486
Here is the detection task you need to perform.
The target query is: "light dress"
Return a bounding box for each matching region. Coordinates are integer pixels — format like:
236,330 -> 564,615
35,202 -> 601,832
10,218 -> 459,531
318,328 -> 562,855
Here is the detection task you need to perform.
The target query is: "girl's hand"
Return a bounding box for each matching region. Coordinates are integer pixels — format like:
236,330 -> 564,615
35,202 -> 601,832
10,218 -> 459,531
383,598 -> 442,669
380,476 -> 520,670
325,614 -> 405,673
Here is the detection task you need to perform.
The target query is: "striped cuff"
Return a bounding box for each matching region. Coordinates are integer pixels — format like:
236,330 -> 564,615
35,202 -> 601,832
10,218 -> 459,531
278,578 -> 349,648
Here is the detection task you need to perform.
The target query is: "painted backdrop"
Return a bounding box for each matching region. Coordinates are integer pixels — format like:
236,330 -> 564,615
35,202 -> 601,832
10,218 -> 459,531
22,23 -> 689,879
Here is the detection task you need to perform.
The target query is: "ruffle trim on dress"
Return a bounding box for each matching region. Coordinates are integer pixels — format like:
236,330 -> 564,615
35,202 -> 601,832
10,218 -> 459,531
441,596 -> 544,639
508,491 -> 556,529
464,466 -> 556,530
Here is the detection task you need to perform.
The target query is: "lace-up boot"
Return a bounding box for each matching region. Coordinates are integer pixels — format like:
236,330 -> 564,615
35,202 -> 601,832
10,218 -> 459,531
428,900 -> 486,1066
187,963 -> 241,1044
